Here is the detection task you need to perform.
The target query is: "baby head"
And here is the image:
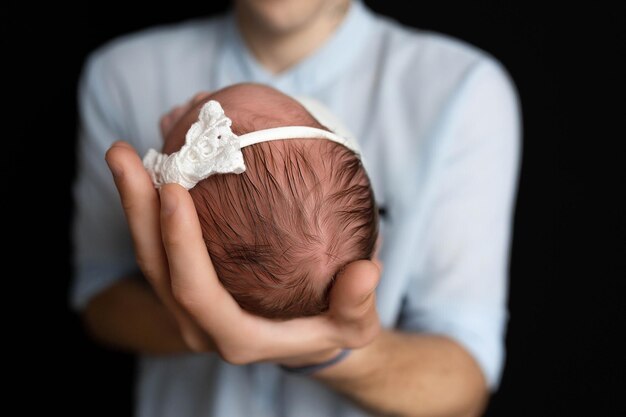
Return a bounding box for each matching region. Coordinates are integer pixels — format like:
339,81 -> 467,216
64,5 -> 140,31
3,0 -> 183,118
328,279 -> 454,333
154,83 -> 378,319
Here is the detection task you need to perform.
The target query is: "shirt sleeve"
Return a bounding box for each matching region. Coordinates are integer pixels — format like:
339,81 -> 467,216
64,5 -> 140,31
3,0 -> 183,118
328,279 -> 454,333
70,50 -> 139,311
398,57 -> 522,390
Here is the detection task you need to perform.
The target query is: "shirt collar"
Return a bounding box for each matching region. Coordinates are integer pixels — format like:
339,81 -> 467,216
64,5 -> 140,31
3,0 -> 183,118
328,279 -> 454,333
219,0 -> 374,95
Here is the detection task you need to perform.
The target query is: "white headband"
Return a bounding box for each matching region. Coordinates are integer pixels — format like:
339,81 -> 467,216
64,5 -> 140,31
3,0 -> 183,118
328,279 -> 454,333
143,99 -> 361,189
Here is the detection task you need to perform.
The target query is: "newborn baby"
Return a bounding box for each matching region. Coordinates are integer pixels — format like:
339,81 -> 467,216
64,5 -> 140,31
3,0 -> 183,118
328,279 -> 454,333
144,83 -> 378,319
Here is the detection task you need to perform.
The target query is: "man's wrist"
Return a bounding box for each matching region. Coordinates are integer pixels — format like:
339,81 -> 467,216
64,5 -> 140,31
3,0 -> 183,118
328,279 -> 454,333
313,331 -> 386,382
280,348 -> 352,375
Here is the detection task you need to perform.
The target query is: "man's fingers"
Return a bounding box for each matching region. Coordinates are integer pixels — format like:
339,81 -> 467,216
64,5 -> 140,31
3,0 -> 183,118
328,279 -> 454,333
328,260 -> 381,347
160,104 -> 190,138
159,186 -> 341,362
106,143 -> 208,344
331,260 -> 380,312
190,91 -> 212,104
160,92 -> 213,138
241,316 -> 337,364
254,261 -> 381,361
160,184 -> 243,332
105,142 -> 169,287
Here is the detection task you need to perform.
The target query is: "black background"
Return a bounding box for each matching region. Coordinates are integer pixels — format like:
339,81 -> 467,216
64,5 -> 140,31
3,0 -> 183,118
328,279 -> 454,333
5,1 -> 623,416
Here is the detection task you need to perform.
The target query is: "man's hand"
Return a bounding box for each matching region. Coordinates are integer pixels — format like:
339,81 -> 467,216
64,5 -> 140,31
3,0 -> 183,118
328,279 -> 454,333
105,141 -> 381,366
159,91 -> 212,138
104,142 -> 488,417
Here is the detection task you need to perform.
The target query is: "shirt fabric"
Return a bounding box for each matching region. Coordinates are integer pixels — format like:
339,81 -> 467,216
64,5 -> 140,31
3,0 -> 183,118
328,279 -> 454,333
72,2 -> 522,416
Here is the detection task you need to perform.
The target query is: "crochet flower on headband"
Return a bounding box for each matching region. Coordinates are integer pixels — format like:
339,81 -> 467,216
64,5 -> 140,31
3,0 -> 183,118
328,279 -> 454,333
143,99 -> 361,190
143,101 -> 245,189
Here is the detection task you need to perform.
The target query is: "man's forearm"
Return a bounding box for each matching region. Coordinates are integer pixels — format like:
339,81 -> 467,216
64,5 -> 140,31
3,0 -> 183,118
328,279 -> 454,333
83,278 -> 190,355
316,330 -> 488,417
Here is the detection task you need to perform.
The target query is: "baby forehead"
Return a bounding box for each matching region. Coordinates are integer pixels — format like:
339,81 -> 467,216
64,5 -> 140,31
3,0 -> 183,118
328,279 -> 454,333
209,83 -> 311,125
245,139 -> 338,168
211,84 -> 294,110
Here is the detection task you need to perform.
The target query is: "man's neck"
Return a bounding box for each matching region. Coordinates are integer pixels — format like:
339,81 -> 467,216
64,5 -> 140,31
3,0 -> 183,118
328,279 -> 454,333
235,2 -> 351,74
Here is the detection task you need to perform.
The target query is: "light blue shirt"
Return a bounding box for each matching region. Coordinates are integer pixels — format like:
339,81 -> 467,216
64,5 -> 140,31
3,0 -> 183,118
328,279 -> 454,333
72,2 -> 521,416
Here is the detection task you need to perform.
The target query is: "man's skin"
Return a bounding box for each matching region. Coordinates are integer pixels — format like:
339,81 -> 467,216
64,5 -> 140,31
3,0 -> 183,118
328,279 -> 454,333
84,1 -> 489,416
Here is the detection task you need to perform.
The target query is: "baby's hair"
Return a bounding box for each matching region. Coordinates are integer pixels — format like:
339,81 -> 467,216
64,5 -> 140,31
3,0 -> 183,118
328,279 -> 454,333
172,84 -> 378,319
